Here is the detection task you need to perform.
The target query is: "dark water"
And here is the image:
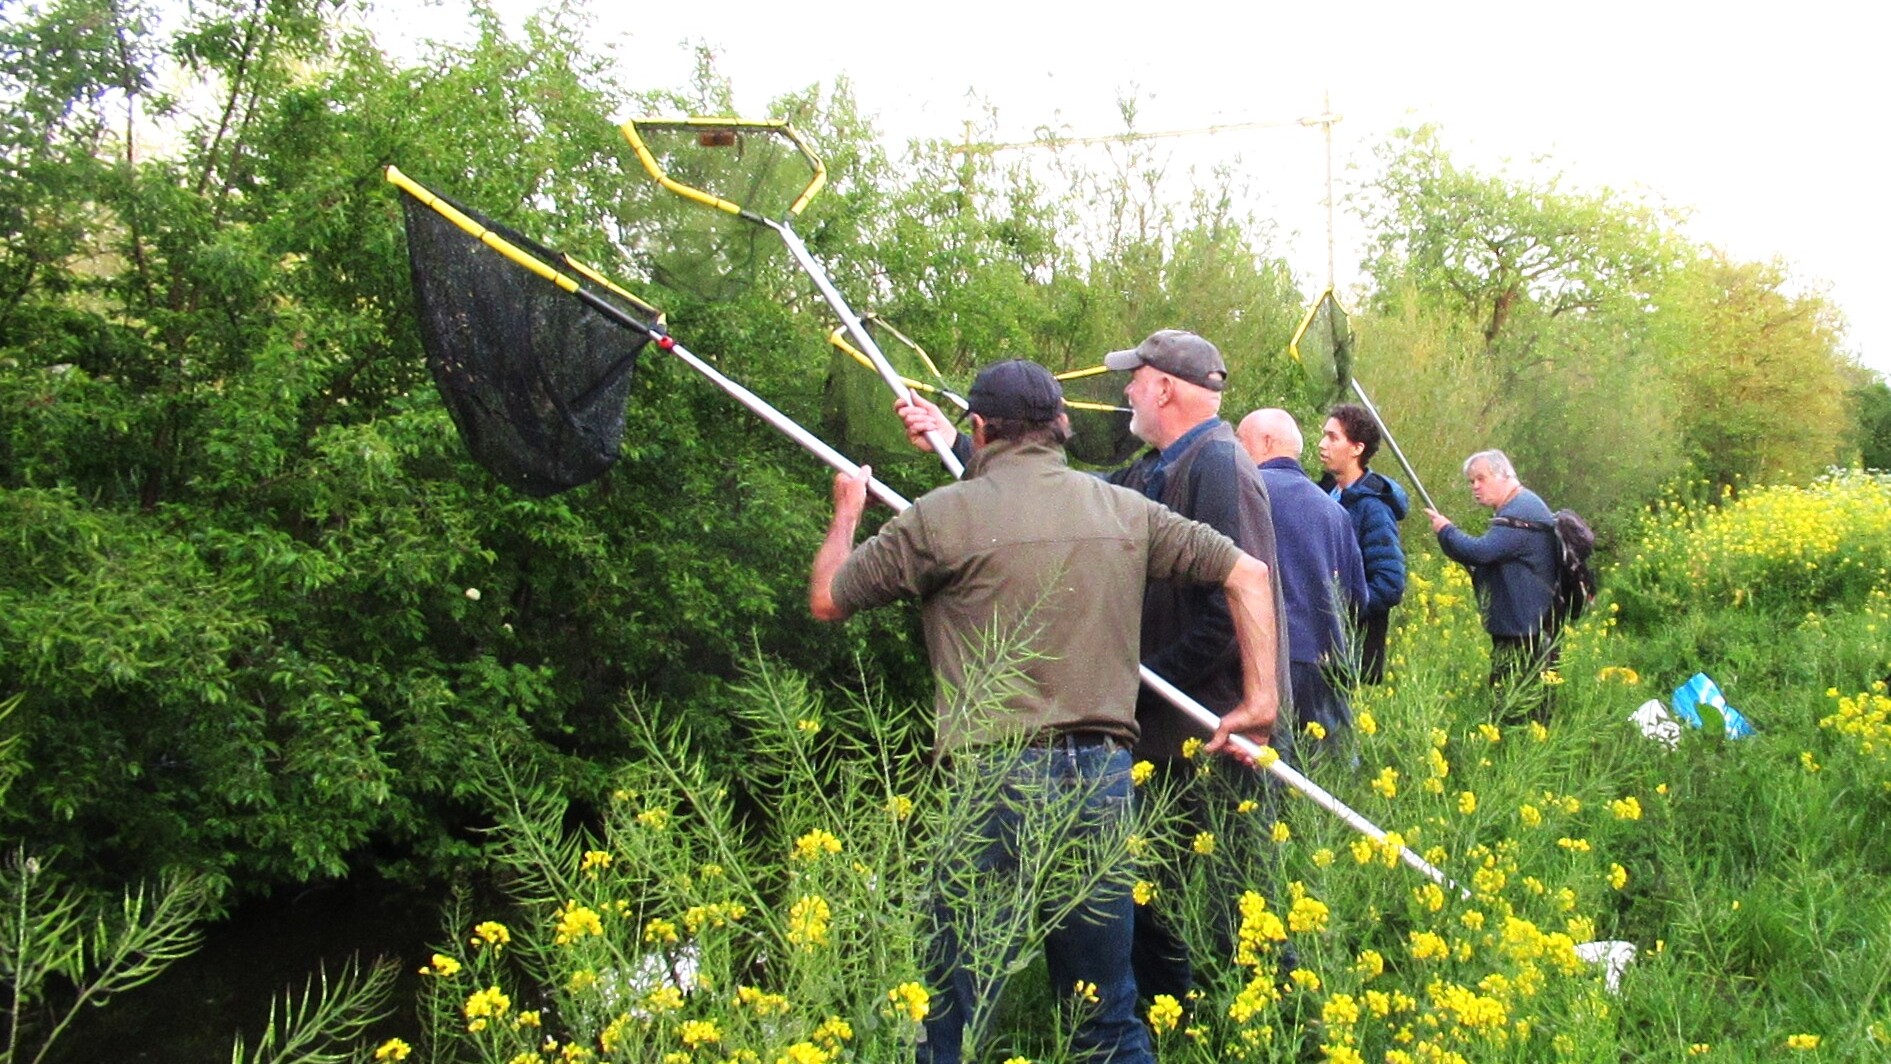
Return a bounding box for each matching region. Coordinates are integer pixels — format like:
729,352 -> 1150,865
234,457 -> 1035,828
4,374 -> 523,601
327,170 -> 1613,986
41,877 -> 436,1062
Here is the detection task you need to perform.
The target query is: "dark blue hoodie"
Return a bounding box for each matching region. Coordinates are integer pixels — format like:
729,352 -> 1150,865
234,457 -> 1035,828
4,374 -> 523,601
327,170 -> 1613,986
1322,470 -> 1409,617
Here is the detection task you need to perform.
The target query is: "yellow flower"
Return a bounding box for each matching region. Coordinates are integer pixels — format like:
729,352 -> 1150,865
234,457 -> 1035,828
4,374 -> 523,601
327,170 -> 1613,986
553,902 -> 604,945
796,717 -> 821,734
1253,744 -> 1280,767
1131,760 -> 1155,786
1597,665 -> 1641,685
886,982 -> 930,1022
1608,863 -> 1629,890
1133,880 -> 1158,906
471,921 -> 511,951
1371,766 -> 1400,798
1689,1044 -> 1710,1055
1415,882 -> 1444,913
1073,980 -> 1101,1004
1408,930 -> 1449,961
1237,798 -> 1260,815
1181,737 -> 1204,760
1353,949 -> 1384,979
645,986 -> 685,1013
1288,895 -> 1330,933
1477,723 -> 1502,743
791,828 -> 843,862
464,985 -> 512,1029
774,1042 -> 829,1064
1540,669 -> 1564,686
1148,994 -> 1184,1033
1304,720 -> 1328,740
1270,820 -> 1292,843
636,808 -> 671,831
1519,804 -> 1543,827
737,985 -> 792,1016
1610,796 -> 1643,820
1801,751 -> 1821,773
1322,1043 -> 1365,1064
1357,711 -> 1379,735
1557,836 -> 1592,853
374,1039 -> 412,1062
1786,1033 -> 1821,1050
1288,967 -> 1322,992
678,1019 -> 722,1047
419,953 -> 462,977
1350,838 -> 1375,864
1192,832 -> 1216,856
786,894 -> 832,950
814,1016 -> 853,1045
1457,791 -> 1478,815
1311,847 -> 1335,868
887,794 -> 914,820
1002,1059 -> 1033,1064
514,1011 -> 541,1028
644,917 -> 680,945
579,850 -> 613,877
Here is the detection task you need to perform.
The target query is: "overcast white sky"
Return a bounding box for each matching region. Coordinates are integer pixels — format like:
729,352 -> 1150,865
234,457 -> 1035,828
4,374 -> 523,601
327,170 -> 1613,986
443,0 -> 1886,376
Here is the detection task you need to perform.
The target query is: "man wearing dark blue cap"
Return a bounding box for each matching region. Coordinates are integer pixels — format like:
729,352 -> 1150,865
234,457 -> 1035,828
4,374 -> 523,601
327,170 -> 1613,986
892,335 -> 1295,1008
811,359 -> 1282,1064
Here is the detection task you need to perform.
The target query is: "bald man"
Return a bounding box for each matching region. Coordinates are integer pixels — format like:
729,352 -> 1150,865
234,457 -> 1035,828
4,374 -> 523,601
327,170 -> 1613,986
1238,409 -> 1368,754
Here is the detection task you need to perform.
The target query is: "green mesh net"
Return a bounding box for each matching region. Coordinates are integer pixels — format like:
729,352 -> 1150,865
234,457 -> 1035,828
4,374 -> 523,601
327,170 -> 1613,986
622,122 -> 822,302
1289,289 -> 1354,403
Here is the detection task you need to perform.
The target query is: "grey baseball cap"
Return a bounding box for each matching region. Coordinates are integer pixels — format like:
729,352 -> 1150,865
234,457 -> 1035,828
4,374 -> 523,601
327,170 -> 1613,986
967,359 -> 1065,421
1103,329 -> 1228,391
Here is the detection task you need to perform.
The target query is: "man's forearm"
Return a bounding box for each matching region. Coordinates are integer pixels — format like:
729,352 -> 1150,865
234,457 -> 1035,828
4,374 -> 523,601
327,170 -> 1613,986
808,514 -> 860,621
1222,554 -> 1280,720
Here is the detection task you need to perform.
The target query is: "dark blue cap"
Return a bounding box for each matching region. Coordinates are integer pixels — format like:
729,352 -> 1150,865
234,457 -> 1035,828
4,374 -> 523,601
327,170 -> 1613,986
967,359 -> 1064,421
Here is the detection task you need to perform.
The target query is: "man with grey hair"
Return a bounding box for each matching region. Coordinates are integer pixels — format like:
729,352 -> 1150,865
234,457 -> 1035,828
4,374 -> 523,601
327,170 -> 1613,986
1237,408 -> 1367,755
1424,450 -> 1563,721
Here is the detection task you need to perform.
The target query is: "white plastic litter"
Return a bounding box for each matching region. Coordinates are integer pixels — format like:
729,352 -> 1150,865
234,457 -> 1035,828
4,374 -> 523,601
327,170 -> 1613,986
1574,939 -> 1638,994
1630,699 -> 1682,750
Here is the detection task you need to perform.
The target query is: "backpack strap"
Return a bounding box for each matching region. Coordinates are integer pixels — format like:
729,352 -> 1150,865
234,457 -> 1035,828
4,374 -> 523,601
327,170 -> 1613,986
1490,515 -> 1554,534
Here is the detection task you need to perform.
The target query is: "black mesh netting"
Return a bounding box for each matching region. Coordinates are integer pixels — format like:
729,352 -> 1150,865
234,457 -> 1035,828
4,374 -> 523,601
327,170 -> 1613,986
399,189 -> 657,497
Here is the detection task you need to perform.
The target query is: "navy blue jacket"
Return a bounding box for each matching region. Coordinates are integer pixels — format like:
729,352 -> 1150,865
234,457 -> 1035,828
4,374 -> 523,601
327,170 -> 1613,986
1321,470 -> 1409,618
1436,487 -> 1561,637
1258,458 -> 1368,664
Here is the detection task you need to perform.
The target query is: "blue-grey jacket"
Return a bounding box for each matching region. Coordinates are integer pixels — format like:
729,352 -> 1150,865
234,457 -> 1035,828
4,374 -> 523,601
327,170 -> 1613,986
1259,458 -> 1368,664
1322,470 -> 1408,618
1435,487 -> 1561,637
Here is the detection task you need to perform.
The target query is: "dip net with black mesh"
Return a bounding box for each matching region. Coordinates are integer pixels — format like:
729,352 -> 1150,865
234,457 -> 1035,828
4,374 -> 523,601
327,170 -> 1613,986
394,171 -> 663,496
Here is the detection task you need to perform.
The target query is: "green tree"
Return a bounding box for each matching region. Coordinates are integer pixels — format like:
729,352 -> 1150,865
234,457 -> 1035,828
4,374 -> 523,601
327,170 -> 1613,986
1646,251 -> 1854,488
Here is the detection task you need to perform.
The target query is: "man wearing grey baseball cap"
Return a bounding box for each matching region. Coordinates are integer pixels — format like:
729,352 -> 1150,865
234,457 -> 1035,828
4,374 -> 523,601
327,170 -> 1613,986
813,358 -> 1281,1064
1103,329 -> 1295,1008
1102,328 -> 1231,392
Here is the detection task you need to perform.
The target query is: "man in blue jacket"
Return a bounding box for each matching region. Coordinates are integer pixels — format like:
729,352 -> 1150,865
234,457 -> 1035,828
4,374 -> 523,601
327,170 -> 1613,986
1425,450 -> 1563,722
1316,404 -> 1408,685
1238,408 -> 1368,757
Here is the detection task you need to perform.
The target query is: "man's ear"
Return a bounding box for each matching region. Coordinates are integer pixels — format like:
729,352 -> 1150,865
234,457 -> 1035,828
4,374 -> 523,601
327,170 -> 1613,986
969,413 -> 987,448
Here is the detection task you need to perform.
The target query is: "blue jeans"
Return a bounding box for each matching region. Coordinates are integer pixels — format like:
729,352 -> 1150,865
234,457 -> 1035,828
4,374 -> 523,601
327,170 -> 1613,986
919,736 -> 1153,1064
